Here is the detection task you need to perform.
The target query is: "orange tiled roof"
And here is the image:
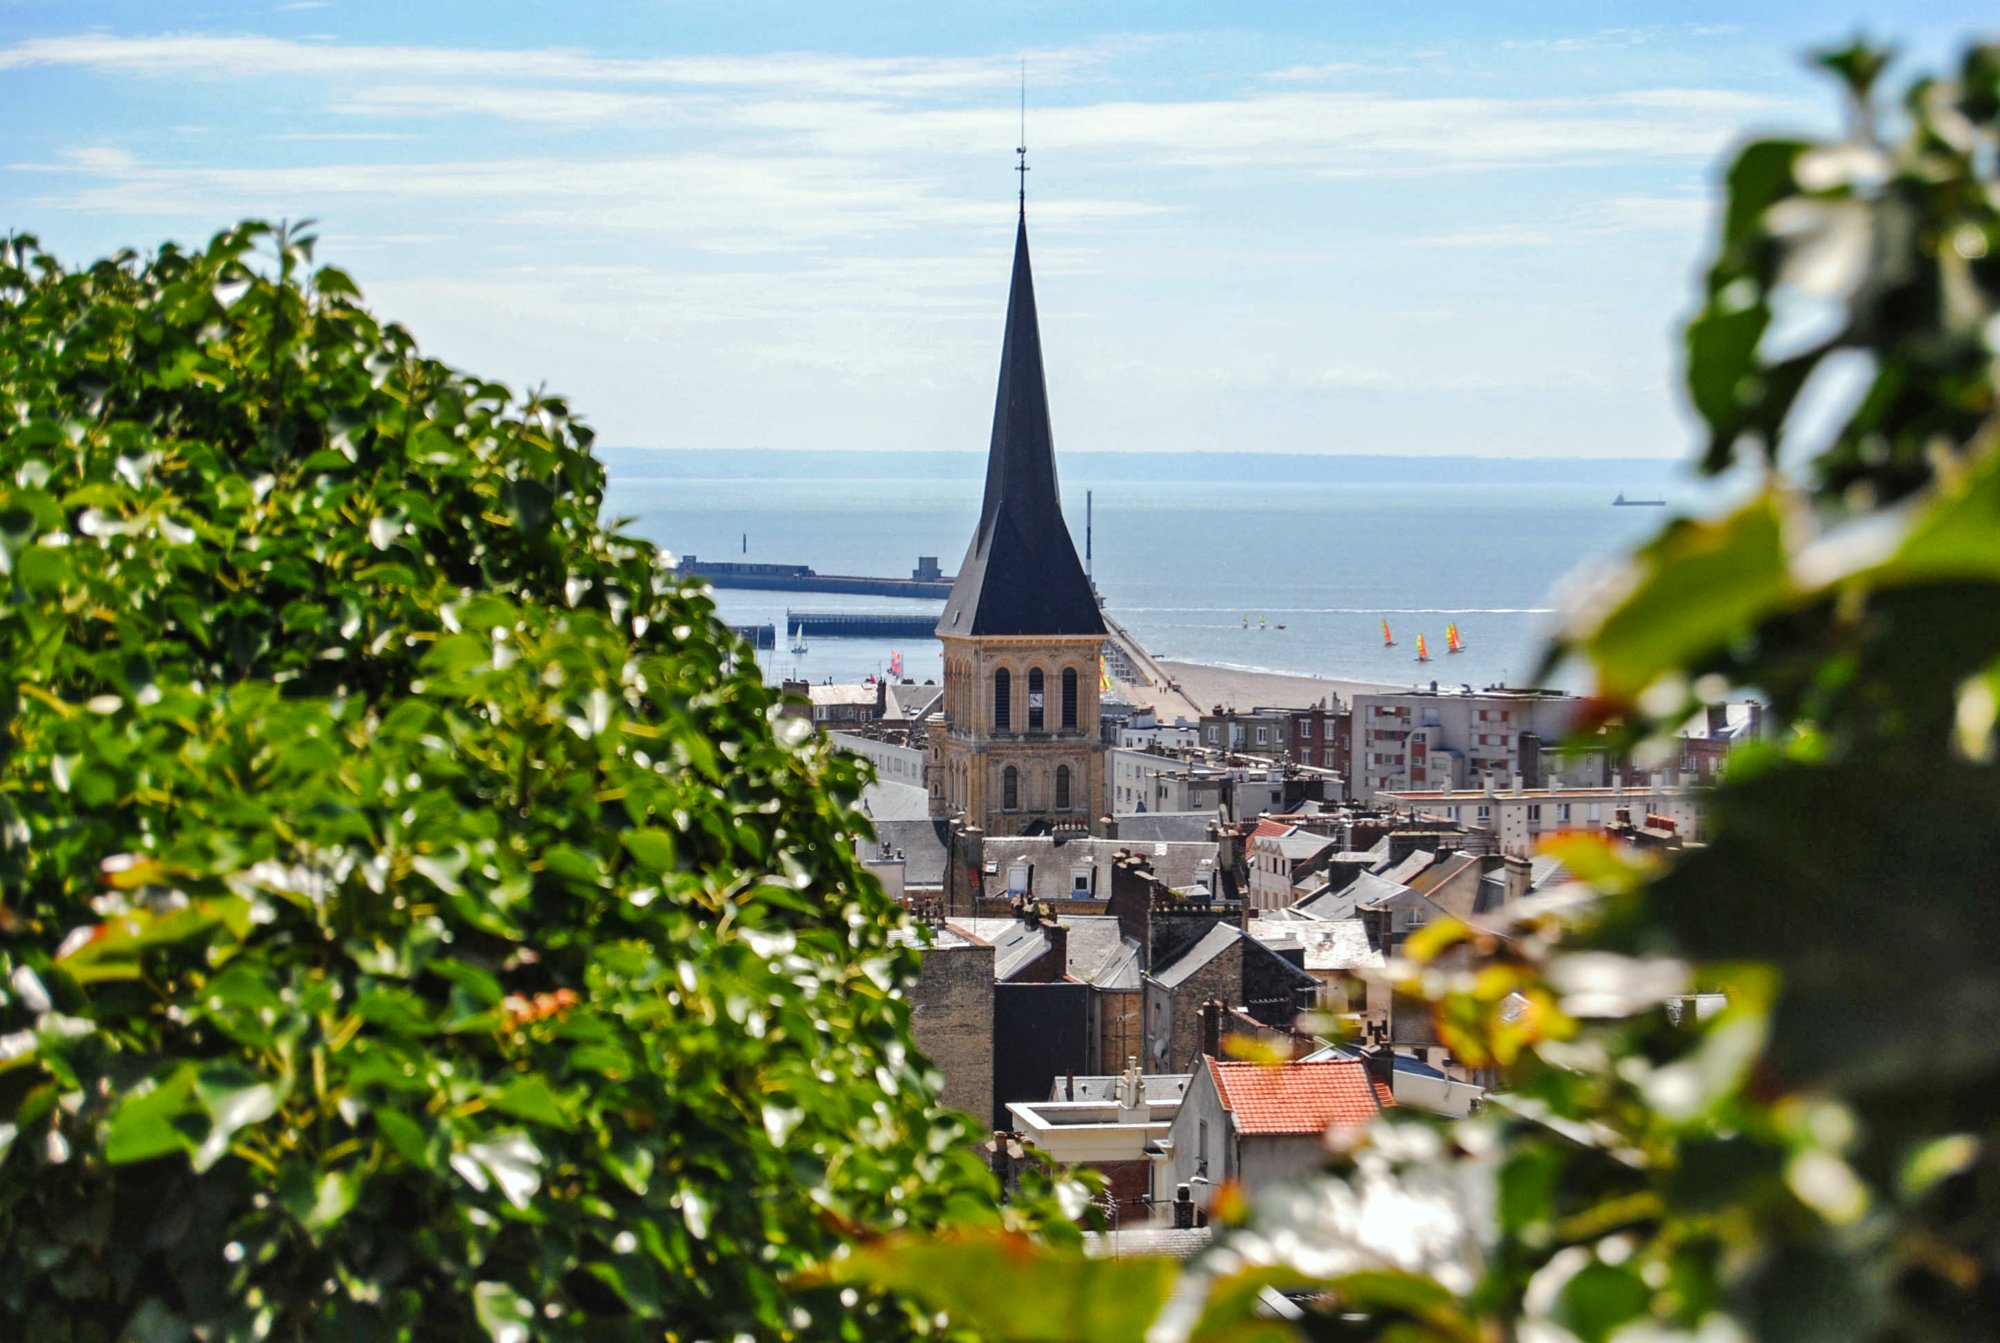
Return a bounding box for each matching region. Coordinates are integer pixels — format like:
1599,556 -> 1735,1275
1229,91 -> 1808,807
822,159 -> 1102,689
1206,1058 -> 1393,1135
1249,817 -> 1297,841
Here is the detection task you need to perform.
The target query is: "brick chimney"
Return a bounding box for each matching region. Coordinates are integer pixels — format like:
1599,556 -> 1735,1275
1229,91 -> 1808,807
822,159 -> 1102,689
1200,998 -> 1223,1060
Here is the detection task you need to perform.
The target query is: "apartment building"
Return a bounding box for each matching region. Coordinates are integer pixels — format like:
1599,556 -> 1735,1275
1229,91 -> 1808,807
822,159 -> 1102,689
1349,687 -> 1587,802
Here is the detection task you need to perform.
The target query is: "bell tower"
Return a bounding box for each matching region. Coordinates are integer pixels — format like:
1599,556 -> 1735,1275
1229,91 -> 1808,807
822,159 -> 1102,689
930,204 -> 1106,838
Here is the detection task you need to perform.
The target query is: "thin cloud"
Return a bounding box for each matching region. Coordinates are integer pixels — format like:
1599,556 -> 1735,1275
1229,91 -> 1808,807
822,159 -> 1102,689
0,32 -> 1105,97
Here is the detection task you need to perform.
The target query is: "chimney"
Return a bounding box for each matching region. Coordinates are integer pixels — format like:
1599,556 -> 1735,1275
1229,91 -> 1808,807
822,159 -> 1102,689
1101,815 -> 1118,841
1200,998 -> 1223,1060
1173,1183 -> 1195,1230
1043,918 -> 1068,981
1065,1070 -> 1076,1101
1706,703 -> 1728,735
1503,853 -> 1532,905
1118,1056 -> 1145,1119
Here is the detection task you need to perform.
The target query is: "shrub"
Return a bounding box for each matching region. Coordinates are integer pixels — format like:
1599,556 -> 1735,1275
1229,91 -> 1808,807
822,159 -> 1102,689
0,223 -> 1010,1341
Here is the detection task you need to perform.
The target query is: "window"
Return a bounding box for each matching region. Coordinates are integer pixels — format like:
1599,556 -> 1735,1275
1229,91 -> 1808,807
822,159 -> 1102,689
1207,726 -> 1220,744
1061,667 -> 1078,729
1027,668 -> 1045,730
1197,1119 -> 1209,1177
1002,766 -> 1019,810
1476,805 -> 1492,824
1255,726 -> 1269,744
1056,765 -> 1072,810
993,669 -> 1011,731
1588,803 -> 1601,822
1527,804 -> 1542,822
1300,721 -> 1313,738
1558,802 -> 1572,823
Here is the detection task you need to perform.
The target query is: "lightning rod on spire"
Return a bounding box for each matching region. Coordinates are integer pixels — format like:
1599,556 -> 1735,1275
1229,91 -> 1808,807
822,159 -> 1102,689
1016,58 -> 1028,216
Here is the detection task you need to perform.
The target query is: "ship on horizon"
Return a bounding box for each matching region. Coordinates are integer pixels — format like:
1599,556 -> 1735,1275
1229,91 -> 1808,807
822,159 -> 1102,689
1613,491 -> 1667,507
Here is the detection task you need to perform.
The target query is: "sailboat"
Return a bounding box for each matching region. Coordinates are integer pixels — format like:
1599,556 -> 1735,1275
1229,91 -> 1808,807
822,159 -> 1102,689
1446,623 -> 1465,654
1259,614 -> 1268,631
1381,619 -> 1396,648
790,623 -> 808,655
1415,633 -> 1431,663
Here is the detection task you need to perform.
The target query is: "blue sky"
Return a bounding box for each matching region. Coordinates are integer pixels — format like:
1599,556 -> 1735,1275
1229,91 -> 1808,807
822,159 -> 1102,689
1,3 -> 1985,458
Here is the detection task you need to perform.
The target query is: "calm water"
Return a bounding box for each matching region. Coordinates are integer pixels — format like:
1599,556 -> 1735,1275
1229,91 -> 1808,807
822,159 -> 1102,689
601,450 -> 1704,696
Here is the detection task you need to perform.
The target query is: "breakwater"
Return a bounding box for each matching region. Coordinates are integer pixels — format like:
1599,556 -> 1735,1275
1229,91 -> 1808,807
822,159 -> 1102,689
678,554 -> 954,599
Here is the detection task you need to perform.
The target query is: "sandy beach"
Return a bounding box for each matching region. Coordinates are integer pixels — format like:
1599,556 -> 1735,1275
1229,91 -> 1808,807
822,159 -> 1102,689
1119,658 -> 1415,720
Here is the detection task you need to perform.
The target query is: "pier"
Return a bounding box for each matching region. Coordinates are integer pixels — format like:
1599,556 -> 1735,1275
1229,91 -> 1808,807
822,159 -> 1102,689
786,610 -> 941,639
678,554 -> 955,599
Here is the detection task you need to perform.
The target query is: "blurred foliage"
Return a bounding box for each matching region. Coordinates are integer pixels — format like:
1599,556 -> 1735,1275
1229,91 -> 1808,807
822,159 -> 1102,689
0,221 -> 1046,1341
839,37 -> 2000,1341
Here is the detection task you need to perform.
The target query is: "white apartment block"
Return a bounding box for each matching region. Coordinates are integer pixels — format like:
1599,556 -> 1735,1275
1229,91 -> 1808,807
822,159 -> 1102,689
1382,778 -> 1706,857
1349,688 -> 1588,802
831,732 -> 928,789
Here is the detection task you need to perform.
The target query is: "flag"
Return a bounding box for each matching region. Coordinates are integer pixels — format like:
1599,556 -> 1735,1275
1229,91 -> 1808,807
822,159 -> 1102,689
1098,654 -> 1111,691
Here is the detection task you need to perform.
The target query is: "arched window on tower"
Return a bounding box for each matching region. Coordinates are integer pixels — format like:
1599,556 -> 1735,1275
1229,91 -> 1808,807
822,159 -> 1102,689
1027,668 -> 1045,730
1061,667 -> 1079,730
1056,765 -> 1072,811
1002,765 -> 1019,810
993,668 -> 1011,731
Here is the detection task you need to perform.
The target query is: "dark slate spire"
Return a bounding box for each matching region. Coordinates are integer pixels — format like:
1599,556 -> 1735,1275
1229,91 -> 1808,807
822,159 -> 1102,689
938,216 -> 1104,639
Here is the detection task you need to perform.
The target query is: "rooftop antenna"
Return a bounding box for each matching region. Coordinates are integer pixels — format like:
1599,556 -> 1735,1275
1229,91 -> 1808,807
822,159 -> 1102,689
1016,58 -> 1029,215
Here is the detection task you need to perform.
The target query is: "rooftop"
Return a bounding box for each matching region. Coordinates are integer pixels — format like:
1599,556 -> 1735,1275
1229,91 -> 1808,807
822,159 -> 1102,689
1206,1057 -> 1393,1135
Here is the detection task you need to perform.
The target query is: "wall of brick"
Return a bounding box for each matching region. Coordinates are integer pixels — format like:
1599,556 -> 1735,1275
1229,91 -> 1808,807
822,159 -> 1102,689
910,941 -> 995,1130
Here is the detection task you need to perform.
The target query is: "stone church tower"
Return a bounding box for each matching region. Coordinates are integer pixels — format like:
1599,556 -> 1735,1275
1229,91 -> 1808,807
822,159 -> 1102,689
930,207 -> 1106,838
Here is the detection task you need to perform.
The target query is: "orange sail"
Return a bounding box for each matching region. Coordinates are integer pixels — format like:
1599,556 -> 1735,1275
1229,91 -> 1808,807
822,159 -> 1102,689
1447,623 -> 1464,654
1382,619 -> 1395,647
1416,633 -> 1430,662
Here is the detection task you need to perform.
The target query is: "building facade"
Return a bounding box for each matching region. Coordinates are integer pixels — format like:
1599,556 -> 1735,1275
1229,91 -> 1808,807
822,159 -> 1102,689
1349,688 -> 1587,801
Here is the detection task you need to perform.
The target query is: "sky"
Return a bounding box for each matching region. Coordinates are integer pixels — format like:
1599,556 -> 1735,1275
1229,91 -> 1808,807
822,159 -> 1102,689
1,2 -> 1987,459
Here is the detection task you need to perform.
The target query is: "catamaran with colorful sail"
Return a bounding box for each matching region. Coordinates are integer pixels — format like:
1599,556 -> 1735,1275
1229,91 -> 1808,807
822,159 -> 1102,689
1415,633 -> 1430,663
1446,623 -> 1465,654
1381,619 -> 1395,647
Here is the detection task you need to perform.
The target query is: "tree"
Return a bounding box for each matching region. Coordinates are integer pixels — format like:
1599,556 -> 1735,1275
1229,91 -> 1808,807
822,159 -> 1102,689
832,38 -> 2000,1341
0,222 -> 1034,1341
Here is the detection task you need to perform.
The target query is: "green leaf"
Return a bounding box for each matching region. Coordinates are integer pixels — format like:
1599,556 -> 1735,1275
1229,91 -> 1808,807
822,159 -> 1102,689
487,1074 -> 573,1130
192,1065 -> 284,1171
816,1231 -> 1177,1343
620,827 -> 677,871
1685,301 -> 1771,434
103,1067 -> 201,1165
472,1281 -> 534,1343
1577,492 -> 1794,698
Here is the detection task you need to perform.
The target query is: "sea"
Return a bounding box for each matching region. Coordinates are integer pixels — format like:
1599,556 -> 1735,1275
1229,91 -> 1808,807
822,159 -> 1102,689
599,449 -> 1718,698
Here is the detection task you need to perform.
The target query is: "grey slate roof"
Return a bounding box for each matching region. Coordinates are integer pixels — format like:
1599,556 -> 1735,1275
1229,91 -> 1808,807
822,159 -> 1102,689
1115,812 -> 1217,844
1299,871 -> 1410,920
1248,917 -> 1383,973
984,921 -> 1056,981
868,818 -> 953,889
1064,916 -> 1142,990
1151,923 -> 1241,989
938,216 -> 1103,640
1381,850 -> 1439,886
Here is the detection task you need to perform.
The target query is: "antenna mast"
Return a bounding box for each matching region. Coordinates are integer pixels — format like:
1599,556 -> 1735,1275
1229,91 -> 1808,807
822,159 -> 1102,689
1016,59 -> 1029,214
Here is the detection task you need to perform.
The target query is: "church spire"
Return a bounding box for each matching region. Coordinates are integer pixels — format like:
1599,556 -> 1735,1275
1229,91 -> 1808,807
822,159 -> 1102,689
938,212 -> 1103,639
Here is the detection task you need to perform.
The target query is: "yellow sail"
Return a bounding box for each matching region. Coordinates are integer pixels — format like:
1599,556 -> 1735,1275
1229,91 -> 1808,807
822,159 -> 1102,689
1416,633 -> 1430,661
